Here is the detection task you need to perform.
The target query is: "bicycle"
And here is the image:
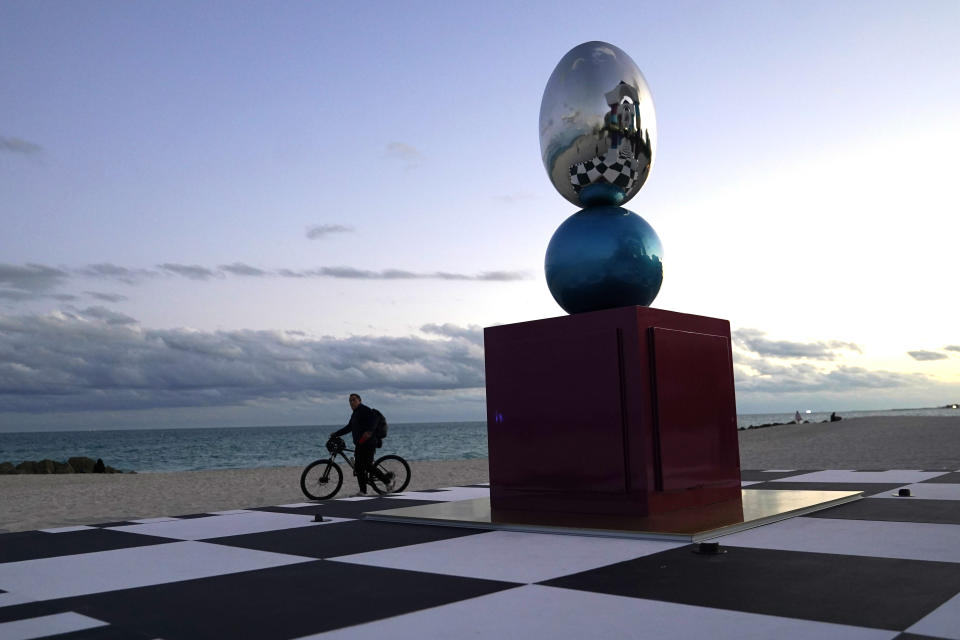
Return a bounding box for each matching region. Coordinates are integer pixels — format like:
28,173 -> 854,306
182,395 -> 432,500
300,435 -> 411,500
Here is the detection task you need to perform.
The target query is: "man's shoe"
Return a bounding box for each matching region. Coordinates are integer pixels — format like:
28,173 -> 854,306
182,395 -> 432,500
383,472 -> 396,492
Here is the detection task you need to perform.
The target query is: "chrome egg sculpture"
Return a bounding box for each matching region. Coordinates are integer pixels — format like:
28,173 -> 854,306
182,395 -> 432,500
540,41 -> 663,314
540,41 -> 656,208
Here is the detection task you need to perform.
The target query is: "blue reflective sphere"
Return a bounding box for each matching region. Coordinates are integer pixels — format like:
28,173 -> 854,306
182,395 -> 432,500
545,206 -> 663,314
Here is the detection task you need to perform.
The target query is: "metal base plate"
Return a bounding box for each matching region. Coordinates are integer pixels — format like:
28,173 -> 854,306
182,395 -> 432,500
364,489 -> 863,542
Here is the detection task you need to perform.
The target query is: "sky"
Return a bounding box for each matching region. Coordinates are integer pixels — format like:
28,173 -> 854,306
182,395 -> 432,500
1,0 -> 959,431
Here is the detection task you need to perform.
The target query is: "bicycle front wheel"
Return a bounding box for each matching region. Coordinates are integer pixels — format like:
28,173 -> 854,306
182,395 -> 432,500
370,455 -> 411,494
300,459 -> 343,500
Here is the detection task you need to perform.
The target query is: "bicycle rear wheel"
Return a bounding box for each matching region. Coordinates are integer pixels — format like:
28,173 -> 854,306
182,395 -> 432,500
369,455 -> 411,494
300,459 -> 343,500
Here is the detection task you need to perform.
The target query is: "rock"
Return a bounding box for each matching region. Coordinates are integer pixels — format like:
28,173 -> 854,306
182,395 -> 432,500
2,456 -> 125,474
15,461 -> 37,474
38,459 -> 59,474
68,456 -> 96,473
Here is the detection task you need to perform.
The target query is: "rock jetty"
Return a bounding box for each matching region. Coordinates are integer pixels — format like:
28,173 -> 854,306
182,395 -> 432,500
0,456 -> 130,474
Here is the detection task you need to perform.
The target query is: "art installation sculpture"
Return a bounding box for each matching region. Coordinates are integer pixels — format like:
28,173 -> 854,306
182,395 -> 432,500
540,42 -> 663,313
371,42 -> 864,539
484,41 -> 742,520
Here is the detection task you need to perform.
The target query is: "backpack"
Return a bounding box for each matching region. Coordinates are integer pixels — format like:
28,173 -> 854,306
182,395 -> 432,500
372,409 -> 388,441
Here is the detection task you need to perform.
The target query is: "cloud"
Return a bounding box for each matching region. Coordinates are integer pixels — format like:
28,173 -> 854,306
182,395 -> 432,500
908,350 -> 949,361
421,323 -> 484,346
733,328 -> 861,360
734,354 -> 930,394
80,306 -> 137,325
493,193 -> 534,205
473,271 -> 529,281
76,263 -> 157,284
0,263 -> 68,293
945,345 -> 960,353
0,290 -> 34,301
218,262 -> 269,277
5,261 -> 530,298
0,309 -> 485,414
289,267 -> 530,281
157,263 -> 219,280
386,142 -> 420,159
0,135 -> 42,155
85,291 -> 129,302
306,224 -> 353,240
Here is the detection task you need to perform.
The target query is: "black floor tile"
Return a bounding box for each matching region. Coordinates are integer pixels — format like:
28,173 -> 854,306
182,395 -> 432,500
254,497 -> 440,519
805,497 -> 960,525
541,545 -> 960,631
43,623 -> 157,639
920,471 -> 960,484
0,529 -> 175,563
207,518 -> 485,558
64,559 -> 518,639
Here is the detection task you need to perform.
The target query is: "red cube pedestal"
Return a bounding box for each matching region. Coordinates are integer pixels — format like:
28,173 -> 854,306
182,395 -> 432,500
484,306 -> 741,518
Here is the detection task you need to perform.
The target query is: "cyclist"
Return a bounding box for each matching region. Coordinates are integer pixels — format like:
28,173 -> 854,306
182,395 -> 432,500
330,393 -> 393,494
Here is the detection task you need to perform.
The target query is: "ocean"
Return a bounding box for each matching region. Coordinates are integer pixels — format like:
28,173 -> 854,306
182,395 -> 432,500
2,408 -> 958,473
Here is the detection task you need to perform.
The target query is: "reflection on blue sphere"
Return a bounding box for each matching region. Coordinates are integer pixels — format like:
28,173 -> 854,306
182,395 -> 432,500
545,206 -> 663,314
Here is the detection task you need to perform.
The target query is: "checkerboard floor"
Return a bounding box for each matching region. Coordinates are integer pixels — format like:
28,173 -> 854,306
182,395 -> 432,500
2,470 -> 959,639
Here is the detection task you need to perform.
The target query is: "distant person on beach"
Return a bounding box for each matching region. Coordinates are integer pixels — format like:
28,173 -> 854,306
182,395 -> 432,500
330,393 -> 391,494
830,412 -> 842,422
795,411 -> 802,424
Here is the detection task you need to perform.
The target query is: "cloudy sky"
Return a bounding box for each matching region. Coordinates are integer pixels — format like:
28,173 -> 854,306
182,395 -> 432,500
2,1 -> 958,431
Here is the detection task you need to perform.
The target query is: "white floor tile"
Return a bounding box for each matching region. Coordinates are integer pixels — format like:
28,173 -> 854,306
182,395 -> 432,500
771,470 -> 948,484
329,530 -> 685,583
0,612 -> 108,640
336,496 -> 376,501
0,541 -> 314,601
741,481 -> 762,486
299,585 -> 896,640
0,590 -> 35,608
129,517 -> 181,523
38,526 -> 95,533
716,517 -> 960,563
909,591 -> 960,639
108,510 -> 347,540
278,502 -> 319,508
870,483 -> 960,500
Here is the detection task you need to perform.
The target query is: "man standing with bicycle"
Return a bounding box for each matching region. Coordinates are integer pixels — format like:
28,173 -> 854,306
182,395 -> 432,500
330,393 -> 392,494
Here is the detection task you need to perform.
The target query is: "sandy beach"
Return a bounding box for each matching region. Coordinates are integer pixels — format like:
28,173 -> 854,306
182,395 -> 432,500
2,416 -> 957,533
0,459 -> 490,533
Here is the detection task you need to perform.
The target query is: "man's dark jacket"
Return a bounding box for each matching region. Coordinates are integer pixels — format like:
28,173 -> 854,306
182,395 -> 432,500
332,404 -> 378,446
